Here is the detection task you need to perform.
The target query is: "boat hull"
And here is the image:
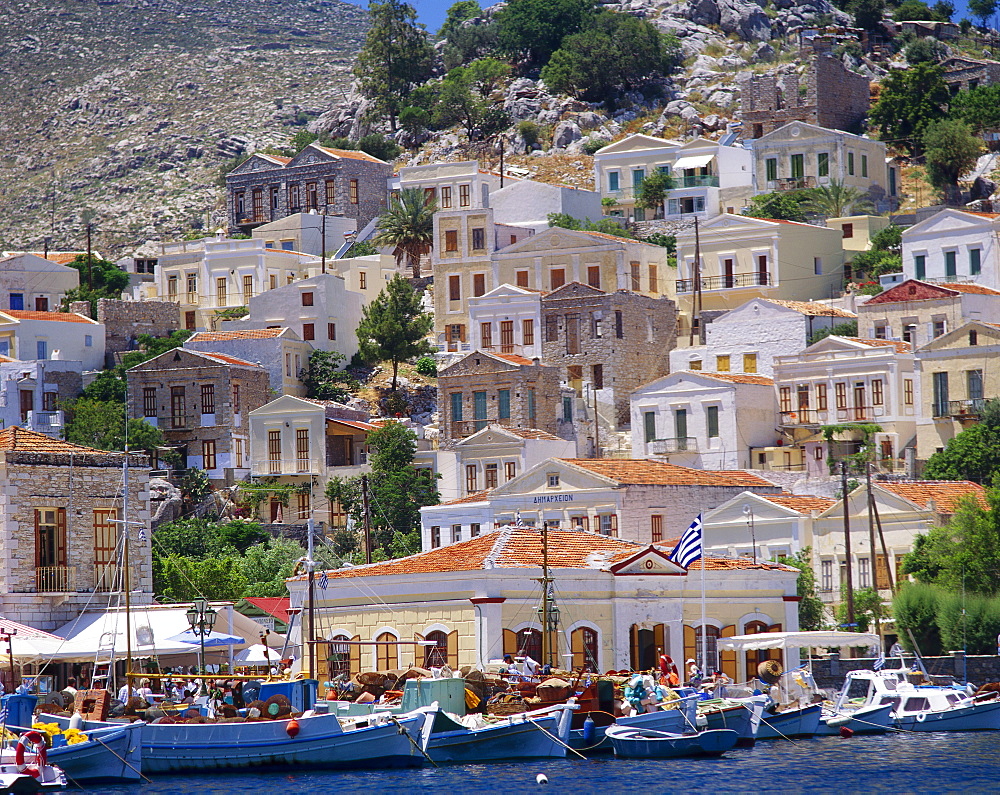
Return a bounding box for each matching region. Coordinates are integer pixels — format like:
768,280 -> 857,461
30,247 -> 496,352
895,699 -> 1000,732
607,728 -> 738,759
816,703 -> 893,736
569,709 -> 689,753
427,714 -> 564,763
700,703 -> 757,747
755,703 -> 822,740
43,723 -> 143,782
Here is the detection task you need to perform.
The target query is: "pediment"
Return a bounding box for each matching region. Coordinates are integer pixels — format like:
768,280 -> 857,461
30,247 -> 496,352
610,547 -> 687,575
906,209 -> 995,237
491,458 -> 617,497
918,320 -> 1000,351
502,227 -> 614,254
229,154 -> 285,175
593,134 -> 679,156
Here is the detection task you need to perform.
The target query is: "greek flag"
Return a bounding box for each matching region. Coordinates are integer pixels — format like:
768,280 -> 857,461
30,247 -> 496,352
319,570 -> 329,590
669,514 -> 703,568
873,650 -> 886,671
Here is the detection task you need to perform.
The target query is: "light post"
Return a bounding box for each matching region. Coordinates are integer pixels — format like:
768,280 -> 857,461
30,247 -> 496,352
0,627 -> 16,691
186,598 -> 217,695
742,504 -> 757,564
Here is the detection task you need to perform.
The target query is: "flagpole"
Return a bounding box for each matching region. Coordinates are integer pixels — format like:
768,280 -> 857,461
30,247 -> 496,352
699,514 -> 706,677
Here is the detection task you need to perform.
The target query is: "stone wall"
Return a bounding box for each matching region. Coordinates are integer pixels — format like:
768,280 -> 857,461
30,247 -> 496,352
79,298 -> 180,366
810,652 -> 1000,690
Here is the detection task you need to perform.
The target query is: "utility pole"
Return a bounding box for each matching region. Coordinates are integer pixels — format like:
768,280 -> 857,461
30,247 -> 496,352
361,474 -> 372,564
540,521 -> 552,667
592,384 -> 600,459
841,460 -> 856,631
865,461 -> 882,647
499,142 -> 505,188
86,223 -> 93,289
320,211 -> 327,275
306,515 -> 316,679
688,216 -> 701,346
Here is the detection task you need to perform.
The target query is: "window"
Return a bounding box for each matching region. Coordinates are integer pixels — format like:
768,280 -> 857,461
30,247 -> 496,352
562,395 -> 573,421
970,329 -> 979,346
904,378 -> 913,405
615,311 -> 623,339
301,291 -> 314,307
323,321 -> 334,341
571,626 -> 600,670
872,379 -> 883,406
565,313 -> 580,354
452,524 -> 462,543
593,364 -> 604,390
449,275 -> 461,301
608,171 -> 620,192
648,264 -> 658,293
269,274 -> 277,290
835,382 -> 847,410
706,405 -> 719,438
485,463 -> 498,489
859,557 -> 870,588
587,265 -> 601,288
450,392 -> 463,422
528,388 -> 535,419
324,179 -> 336,206
674,408 -> 688,444
359,271 -> 367,290
473,273 -> 486,296
201,384 -> 215,414
39,391 -> 53,413
874,322 -> 887,339
932,372 -> 949,416
142,387 -> 156,417
716,354 -> 730,372
932,319 -> 946,338
466,465 -> 478,493
202,439 -> 217,470
271,186 -> 280,214
599,514 -> 618,537
186,274 -> 197,300
285,353 -> 292,377
505,462 -> 517,481
215,277 -> 227,305
35,508 -> 67,573
93,508 -> 118,588
543,314 -> 556,342
170,386 -> 186,428
375,631 -> 398,671
779,387 -> 791,413
765,158 -> 777,182
303,323 -> 315,341
790,153 -> 804,180
847,152 -> 855,175
690,359 -> 702,371
516,270 -> 529,288
902,324 -> 916,343
547,472 -> 560,488
498,320 -> 513,352
431,526 -> 441,548
266,429 -> 281,474
37,340 -> 47,359
473,390 -> 487,431
945,250 -> 957,277
743,353 -> 757,373
631,262 -> 641,291
423,187 -> 437,205
471,523 -> 481,538
522,318 -> 534,346
459,184 -> 470,207
968,369 -> 984,401
797,384 -> 810,410
694,625 -> 719,674
441,186 -> 452,208
651,515 -> 663,543
472,228 -> 485,250
632,169 -> 645,190
818,152 -> 829,177
349,179 -> 358,204
295,428 -> 310,471
480,322 -> 493,349
550,268 -> 565,290
817,383 -> 828,410
861,154 -> 868,178
814,257 -> 823,275
166,279 -> 177,300
235,437 -> 244,468
914,254 -> 926,280
821,560 -> 833,591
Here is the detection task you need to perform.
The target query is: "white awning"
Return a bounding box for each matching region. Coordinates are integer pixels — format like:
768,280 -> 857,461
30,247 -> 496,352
672,154 -> 715,171
717,631 -> 880,652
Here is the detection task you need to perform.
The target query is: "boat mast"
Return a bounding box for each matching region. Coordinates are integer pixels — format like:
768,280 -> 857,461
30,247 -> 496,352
307,508 -> 315,680
541,521 -> 551,668
124,449 -> 133,689
840,460 -> 856,631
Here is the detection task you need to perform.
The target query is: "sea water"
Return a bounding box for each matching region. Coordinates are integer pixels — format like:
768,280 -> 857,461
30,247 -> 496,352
87,732 -> 1000,793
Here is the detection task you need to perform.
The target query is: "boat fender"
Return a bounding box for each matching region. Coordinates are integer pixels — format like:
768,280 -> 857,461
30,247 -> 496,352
916,712 -> 926,722
69,712 -> 84,732
536,774 -> 548,785
839,726 -> 854,738
582,715 -> 596,744
285,719 -> 300,739
15,731 -> 47,773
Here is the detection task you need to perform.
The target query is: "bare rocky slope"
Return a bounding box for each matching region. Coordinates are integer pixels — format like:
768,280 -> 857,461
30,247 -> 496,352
0,0 -> 367,255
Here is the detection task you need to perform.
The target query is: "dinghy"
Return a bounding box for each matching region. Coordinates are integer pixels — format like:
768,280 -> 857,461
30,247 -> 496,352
605,726 -> 739,759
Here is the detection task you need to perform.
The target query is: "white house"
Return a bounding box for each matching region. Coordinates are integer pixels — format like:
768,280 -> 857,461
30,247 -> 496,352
395,161 -> 499,210
467,284 -> 543,361
0,311 -> 105,371
185,327 -> 314,397
630,371 -> 777,469
489,180 -> 603,233
901,208 -> 1000,287
0,253 -> 81,312
669,297 -> 856,377
592,134 -> 754,222
0,358 -> 83,437
252,212 -> 357,257
326,254 -> 399,306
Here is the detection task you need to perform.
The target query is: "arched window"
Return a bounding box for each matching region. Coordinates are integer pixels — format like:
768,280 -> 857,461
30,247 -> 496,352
376,632 -> 398,671
743,620 -> 770,672
694,626 -> 720,674
328,634 -> 352,678
424,630 -> 449,668
516,629 -> 542,662
570,627 -> 599,672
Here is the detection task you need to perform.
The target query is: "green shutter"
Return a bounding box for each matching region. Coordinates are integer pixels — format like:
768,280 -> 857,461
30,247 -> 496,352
707,406 -> 719,438
644,411 -> 656,443
450,392 -> 463,422
498,389 -> 510,419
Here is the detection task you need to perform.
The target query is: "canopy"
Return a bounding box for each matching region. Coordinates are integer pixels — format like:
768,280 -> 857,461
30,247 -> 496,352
672,154 -> 715,171
0,619 -> 67,662
233,644 -> 282,666
168,630 -> 246,647
717,631 -> 881,652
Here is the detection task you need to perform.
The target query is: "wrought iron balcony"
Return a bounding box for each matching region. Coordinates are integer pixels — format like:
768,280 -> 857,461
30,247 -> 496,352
676,271 -> 772,293
770,176 -> 817,192
648,437 -> 698,454
779,409 -> 823,427
949,398 -> 986,418
677,174 -> 719,188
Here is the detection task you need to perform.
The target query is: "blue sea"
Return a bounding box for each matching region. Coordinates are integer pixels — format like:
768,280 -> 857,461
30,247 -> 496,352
85,732 -> 999,793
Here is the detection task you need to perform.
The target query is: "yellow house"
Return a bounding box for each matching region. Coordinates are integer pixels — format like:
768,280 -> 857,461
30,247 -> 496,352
914,319 -> 1000,460
287,525 -> 799,682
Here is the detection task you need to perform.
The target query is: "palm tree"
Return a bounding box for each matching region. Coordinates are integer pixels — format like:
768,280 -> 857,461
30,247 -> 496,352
802,179 -> 874,219
372,187 -> 437,279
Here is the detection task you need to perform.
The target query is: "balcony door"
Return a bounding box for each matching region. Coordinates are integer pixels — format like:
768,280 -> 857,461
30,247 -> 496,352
853,383 -> 867,421
674,409 -> 688,448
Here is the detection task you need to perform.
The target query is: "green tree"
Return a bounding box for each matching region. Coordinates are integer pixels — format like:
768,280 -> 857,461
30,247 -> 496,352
741,191 -> 808,222
869,62 -> 949,155
345,240 -> 380,258
892,582 -> 944,654
120,330 -> 193,371
355,274 -> 434,390
81,369 -> 127,402
62,254 -> 132,310
635,172 -> 676,214
63,398 -> 165,456
399,106 -> 431,136
807,320 -> 859,345
442,20 -> 499,69
372,187 -> 437,279
354,0 -> 435,130
801,179 -> 873,218
438,0 -> 481,39
969,0 -> 997,26
903,36 -> 948,63
356,133 -> 402,162
835,586 -> 883,632
950,85 -> 1000,133
922,118 -> 984,203
434,60 -> 511,141
784,548 -> 825,631
236,537 -> 306,597
495,0 -> 596,64
923,400 -> 1000,481
933,0 -> 955,18
546,212 -> 632,236
303,350 -> 357,402
850,224 -> 902,281
893,0 -> 936,20
851,0 -> 886,32
326,421 -> 440,557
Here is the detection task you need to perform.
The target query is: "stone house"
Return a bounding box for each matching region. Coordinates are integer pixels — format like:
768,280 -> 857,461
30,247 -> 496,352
741,49 -> 870,138
126,348 -> 272,484
857,279 -> 1000,349
185,328 -> 313,397
83,299 -> 179,367
540,282 -> 677,431
437,351 -> 562,442
670,297 -> 856,378
0,253 -> 80,312
226,143 -> 392,236
630,371 -> 777,470
913,319 -> 1000,460
0,310 -> 105,371
901,209 -> 1000,289
289,524 -> 798,681
0,428 -> 152,630
940,55 -> 1000,94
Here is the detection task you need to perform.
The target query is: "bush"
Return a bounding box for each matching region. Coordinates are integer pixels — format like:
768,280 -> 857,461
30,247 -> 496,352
643,232 -> 676,253
904,36 -> 948,64
893,583 -> 944,655
518,120 -> 540,146
415,355 -> 438,377
399,106 -> 431,135
936,590 -> 1000,654
583,137 -> 609,155
356,134 -> 402,162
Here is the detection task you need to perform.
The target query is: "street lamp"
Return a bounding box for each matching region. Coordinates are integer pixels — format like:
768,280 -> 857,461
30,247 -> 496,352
743,504 -> 757,564
186,598 -> 217,695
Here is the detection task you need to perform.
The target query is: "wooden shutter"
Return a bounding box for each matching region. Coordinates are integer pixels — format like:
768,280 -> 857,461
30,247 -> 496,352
653,623 -> 666,658
349,635 -> 361,676
683,624 -> 697,668
629,625 -> 638,671
56,508 -> 67,566
768,623 -> 783,664
503,629 -> 517,656
571,629 -> 585,670
447,630 -> 459,669
413,632 -> 424,669
875,554 -> 890,589
33,510 -> 41,568
720,625 -> 737,681
610,514 -> 618,537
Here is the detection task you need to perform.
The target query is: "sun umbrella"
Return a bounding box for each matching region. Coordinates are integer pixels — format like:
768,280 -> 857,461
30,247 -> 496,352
233,644 -> 282,665
166,630 -> 246,647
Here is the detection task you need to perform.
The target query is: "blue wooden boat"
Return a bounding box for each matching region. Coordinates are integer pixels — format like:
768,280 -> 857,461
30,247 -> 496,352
698,697 -> 764,747
755,702 -> 822,740
605,727 -> 739,759
44,723 -> 143,782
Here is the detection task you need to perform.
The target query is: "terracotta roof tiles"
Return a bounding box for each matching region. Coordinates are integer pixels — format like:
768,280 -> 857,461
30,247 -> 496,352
492,353 -> 535,366
762,493 -> 838,514
937,283 -> 1000,296
188,329 -> 286,341
843,337 -> 912,354
196,351 -> 264,368
699,373 -> 774,386
316,145 -> 387,164
503,428 -> 563,440
3,311 -> 95,324
0,426 -> 110,454
558,459 -> 779,488
440,490 -> 493,506
878,480 -> 988,512
762,299 -> 856,318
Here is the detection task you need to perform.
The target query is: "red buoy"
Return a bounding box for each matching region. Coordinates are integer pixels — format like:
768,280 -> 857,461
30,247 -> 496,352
839,726 -> 854,738
286,718 -> 300,739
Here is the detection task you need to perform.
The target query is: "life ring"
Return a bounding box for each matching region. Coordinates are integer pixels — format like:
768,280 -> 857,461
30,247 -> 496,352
916,712 -> 926,722
15,731 -> 47,774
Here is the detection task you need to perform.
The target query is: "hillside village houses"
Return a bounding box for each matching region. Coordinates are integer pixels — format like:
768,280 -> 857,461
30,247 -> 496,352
0,310 -> 105,372
184,328 -> 313,397
901,208 -> 1000,287
0,253 -> 80,312
468,284 -> 544,361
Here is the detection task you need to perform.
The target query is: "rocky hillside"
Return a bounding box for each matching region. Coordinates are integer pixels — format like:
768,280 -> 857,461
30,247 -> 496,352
0,0 -> 367,255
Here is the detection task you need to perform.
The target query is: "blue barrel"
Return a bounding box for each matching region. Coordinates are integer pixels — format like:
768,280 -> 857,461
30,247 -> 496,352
2,694 -> 36,730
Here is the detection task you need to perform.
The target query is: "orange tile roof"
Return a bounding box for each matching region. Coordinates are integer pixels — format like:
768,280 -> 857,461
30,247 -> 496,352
843,337 -> 912,354
558,459 -> 779,488
688,557 -> 798,571
762,299 -> 856,318
578,230 -> 638,244
959,210 -> 1000,218
196,351 -> 264,368
3,311 -> 94,324
937,283 -> 1000,296
316,145 -> 387,164
260,154 -> 292,165
440,490 -> 493,506
492,353 -> 535,366
878,480 -> 988,512
700,373 -> 774,386
188,329 -> 286,341
503,428 -> 563,440
0,426 -> 110,454
761,493 -> 837,514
